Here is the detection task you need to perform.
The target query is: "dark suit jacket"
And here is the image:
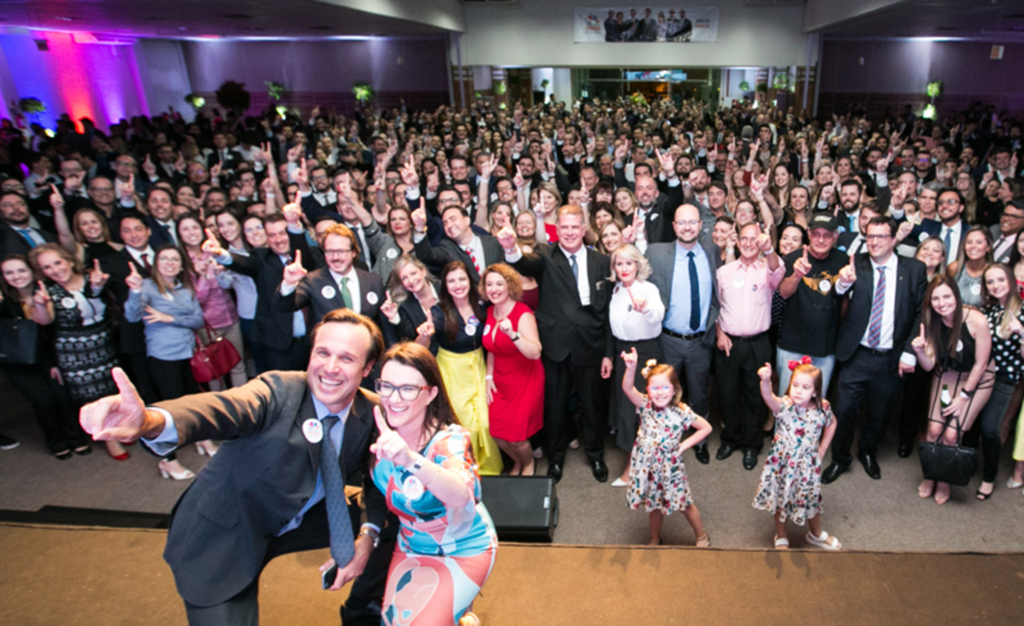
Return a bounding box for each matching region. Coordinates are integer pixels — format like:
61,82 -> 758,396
145,215 -> 176,249
835,253 -> 928,375
0,223 -> 56,259
227,237 -> 317,351
645,240 -> 722,350
274,267 -> 385,328
413,232 -> 504,282
644,185 -> 686,245
512,244 -> 612,365
158,372 -> 386,606
207,148 -> 243,172
105,247 -> 152,354
388,298 -> 444,355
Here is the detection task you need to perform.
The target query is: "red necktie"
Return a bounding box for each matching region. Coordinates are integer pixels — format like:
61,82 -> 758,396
464,246 -> 480,274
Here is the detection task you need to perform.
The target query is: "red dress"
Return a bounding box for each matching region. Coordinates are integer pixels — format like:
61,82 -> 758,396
482,301 -> 544,441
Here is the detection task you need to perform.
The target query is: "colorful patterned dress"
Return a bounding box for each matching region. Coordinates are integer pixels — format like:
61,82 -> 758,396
627,398 -> 697,514
752,397 -> 833,524
372,425 -> 498,626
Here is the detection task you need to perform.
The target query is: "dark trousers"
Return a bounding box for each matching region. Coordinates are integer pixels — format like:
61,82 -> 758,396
147,357 -> 200,463
659,332 -> 712,449
263,337 -> 310,373
543,355 -> 604,464
148,357 -> 200,401
898,365 -> 931,448
832,347 -> 906,466
977,376 -> 1017,482
183,501 -> 393,626
715,333 -> 771,451
2,364 -> 88,453
123,350 -> 157,404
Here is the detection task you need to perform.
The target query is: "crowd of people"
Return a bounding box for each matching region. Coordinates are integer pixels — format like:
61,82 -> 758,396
4,93 -> 1024,553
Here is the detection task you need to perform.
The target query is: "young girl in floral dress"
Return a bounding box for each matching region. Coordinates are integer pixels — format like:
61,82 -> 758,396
753,358 -> 842,550
621,348 -> 712,547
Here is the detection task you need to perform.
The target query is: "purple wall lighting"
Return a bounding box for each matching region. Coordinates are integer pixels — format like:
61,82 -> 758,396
0,32 -> 149,131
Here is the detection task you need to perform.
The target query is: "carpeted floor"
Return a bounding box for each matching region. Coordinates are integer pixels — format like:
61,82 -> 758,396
2,373 -> 1024,551
2,523 -> 1022,626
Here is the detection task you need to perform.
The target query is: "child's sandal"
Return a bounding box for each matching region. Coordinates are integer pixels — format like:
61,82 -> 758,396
774,535 -> 790,550
695,532 -> 711,548
805,530 -> 842,550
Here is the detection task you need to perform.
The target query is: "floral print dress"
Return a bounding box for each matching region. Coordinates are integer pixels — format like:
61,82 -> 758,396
752,397 -> 833,525
627,397 -> 697,514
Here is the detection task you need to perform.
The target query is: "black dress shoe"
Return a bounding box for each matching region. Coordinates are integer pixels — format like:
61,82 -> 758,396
821,462 -> 848,484
591,460 -> 609,483
897,443 -> 913,458
859,453 -> 881,479
547,461 -> 563,483
743,449 -> 758,470
716,444 -> 736,461
694,444 -> 710,465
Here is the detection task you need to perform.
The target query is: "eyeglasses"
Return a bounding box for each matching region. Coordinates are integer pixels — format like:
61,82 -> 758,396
375,380 -> 430,401
674,219 -> 700,227
323,248 -> 354,258
938,198 -> 960,205
865,234 -> 891,241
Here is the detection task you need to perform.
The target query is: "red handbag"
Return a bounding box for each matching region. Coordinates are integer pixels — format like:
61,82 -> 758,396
190,326 -> 241,384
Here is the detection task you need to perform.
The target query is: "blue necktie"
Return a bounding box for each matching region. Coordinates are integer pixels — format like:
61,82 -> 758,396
320,415 -> 354,566
687,250 -> 700,331
943,228 -> 953,264
570,252 -> 579,281
16,228 -> 37,248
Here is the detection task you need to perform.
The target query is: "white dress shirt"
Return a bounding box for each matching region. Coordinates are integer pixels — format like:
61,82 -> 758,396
561,245 -> 591,306
941,221 -> 963,267
126,245 -> 155,269
858,253 -> 898,350
329,267 -> 361,314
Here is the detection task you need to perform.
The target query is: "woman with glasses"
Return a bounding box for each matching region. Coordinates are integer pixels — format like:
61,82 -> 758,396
481,263 -> 544,476
125,244 -> 205,480
371,342 -> 497,626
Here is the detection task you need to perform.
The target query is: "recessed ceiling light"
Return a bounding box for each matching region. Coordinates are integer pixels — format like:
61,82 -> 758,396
178,26 -> 191,31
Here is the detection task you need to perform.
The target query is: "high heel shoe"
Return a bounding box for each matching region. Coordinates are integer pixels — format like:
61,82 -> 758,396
159,461 -> 195,481
196,442 -> 218,457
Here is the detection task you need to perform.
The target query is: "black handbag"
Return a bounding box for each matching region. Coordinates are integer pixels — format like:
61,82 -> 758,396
918,384 -> 977,486
0,317 -> 39,365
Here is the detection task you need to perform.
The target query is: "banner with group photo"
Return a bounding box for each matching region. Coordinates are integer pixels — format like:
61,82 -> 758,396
574,7 -> 719,43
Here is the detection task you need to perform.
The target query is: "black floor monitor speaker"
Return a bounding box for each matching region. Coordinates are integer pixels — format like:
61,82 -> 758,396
480,475 -> 558,542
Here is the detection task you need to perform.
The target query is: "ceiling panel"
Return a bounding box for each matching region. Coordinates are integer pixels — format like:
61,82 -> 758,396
0,0 -> 451,38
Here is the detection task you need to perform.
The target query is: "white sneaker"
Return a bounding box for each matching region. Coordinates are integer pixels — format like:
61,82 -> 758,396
611,478 -> 628,487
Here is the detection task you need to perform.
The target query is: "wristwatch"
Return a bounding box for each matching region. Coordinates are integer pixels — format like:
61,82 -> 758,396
511,332 -> 521,342
358,526 -> 380,548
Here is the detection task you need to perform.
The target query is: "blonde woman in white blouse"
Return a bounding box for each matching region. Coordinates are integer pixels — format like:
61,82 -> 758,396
607,244 -> 667,486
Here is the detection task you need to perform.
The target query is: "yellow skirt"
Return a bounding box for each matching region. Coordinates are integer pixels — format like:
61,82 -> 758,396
1015,401 -> 1024,462
436,347 -> 503,475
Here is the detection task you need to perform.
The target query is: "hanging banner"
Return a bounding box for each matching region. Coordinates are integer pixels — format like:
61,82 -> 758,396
574,7 -> 719,43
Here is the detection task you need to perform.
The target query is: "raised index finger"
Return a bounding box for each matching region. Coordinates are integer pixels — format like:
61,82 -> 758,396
205,228 -> 217,242
373,405 -> 393,434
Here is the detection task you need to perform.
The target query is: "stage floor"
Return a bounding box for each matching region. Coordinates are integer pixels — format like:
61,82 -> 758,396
2,523 -> 1022,625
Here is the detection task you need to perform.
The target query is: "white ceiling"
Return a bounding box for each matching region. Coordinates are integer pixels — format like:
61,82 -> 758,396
0,0 -> 453,39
